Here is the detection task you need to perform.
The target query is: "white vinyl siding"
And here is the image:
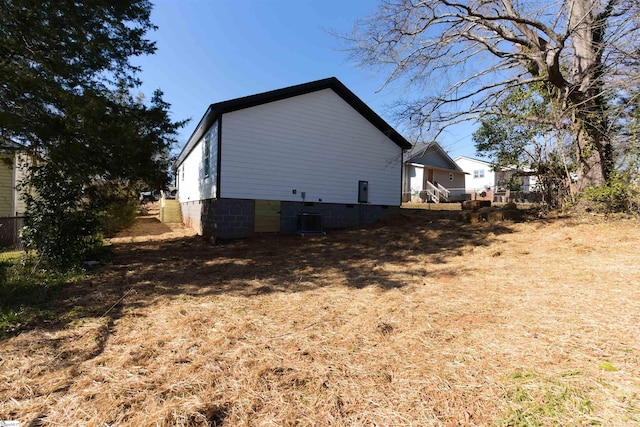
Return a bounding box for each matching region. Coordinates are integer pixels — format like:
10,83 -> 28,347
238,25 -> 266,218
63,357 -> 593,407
219,89 -> 402,205
178,121 -> 218,203
409,166 -> 424,195
455,157 -> 496,192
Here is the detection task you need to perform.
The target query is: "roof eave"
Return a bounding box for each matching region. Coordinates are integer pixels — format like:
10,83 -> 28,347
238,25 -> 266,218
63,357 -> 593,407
407,142 -> 464,172
174,106 -> 220,170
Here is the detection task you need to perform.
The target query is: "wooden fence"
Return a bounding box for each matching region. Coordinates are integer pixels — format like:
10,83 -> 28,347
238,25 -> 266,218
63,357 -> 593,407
0,216 -> 25,249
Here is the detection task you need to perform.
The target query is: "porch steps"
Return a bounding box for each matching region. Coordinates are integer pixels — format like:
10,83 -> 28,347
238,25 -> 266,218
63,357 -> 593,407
160,199 -> 182,223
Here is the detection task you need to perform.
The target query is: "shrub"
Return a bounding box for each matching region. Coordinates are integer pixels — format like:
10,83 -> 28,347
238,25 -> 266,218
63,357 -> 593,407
22,165 -> 103,270
21,163 -> 144,269
582,173 -> 640,214
90,183 -> 140,237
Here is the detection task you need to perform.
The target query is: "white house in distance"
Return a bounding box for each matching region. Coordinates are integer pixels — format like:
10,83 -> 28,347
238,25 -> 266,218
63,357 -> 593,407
403,142 -> 467,202
454,156 -> 496,198
174,77 -> 412,239
454,155 -> 538,201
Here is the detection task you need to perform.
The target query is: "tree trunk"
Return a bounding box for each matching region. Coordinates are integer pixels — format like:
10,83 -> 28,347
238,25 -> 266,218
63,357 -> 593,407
570,0 -> 612,190
575,121 -> 611,191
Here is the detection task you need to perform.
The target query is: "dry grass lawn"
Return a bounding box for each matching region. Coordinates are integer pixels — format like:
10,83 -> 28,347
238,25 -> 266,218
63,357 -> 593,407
0,208 -> 639,426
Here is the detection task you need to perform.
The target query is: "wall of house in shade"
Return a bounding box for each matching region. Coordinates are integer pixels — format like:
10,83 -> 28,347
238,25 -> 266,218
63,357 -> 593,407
177,120 -> 218,206
195,198 -> 400,241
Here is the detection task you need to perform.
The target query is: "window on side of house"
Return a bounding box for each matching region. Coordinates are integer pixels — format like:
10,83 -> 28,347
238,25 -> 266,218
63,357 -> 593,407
473,169 -> 485,179
203,136 -> 210,178
203,122 -> 218,181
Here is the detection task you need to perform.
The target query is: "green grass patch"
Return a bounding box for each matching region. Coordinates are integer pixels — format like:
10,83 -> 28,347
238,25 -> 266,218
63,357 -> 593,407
0,250 -> 23,263
0,251 -> 87,338
496,370 -> 596,427
599,362 -> 618,372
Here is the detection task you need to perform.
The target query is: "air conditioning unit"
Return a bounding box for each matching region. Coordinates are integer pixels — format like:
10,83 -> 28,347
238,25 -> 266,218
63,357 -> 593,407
297,213 -> 324,236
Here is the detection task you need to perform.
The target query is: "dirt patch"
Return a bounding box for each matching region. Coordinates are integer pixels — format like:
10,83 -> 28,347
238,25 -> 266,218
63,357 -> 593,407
110,203 -> 196,244
1,209 -> 639,426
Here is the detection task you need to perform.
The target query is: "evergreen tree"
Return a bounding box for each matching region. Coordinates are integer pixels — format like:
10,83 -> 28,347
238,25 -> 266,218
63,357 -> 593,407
0,0 -> 186,268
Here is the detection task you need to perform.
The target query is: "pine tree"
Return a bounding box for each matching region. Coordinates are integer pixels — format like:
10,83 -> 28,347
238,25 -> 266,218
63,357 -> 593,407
0,0 -> 186,268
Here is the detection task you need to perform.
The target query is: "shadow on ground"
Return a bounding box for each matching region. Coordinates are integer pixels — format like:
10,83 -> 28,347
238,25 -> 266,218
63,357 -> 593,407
3,209 -> 517,341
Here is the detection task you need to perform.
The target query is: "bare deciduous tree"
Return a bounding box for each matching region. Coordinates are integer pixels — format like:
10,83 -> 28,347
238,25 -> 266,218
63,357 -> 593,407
348,0 -> 640,190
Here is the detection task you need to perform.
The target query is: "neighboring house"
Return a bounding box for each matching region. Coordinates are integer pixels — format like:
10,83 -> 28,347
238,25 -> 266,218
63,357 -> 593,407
454,156 -> 496,199
0,141 -> 29,248
0,141 -> 28,217
174,77 -> 412,239
454,156 -> 538,201
402,142 -> 467,202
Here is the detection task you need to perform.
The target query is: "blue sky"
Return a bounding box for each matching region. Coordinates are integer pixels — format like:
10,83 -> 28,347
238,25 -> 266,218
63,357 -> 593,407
134,0 -> 478,158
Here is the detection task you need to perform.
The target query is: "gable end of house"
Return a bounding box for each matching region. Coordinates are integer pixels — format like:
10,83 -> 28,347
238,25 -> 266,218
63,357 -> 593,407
175,77 -> 412,168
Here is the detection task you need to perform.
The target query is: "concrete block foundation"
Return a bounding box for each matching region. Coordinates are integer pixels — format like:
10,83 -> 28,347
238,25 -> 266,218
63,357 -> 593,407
181,198 -> 400,240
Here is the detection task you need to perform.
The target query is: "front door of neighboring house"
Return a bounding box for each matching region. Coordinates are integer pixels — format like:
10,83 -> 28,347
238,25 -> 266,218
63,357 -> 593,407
424,169 -> 434,189
254,200 -> 281,232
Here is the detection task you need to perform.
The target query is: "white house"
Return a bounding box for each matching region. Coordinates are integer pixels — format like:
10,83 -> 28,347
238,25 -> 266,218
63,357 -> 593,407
403,143 -> 467,202
454,155 -> 538,201
454,156 -> 496,197
174,77 -> 412,239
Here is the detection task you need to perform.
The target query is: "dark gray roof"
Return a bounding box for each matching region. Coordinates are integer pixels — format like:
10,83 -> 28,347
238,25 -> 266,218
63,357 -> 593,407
407,142 -> 464,172
0,137 -> 26,151
176,77 -> 412,166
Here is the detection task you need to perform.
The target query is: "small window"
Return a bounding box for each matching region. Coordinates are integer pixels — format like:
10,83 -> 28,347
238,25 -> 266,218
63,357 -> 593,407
203,138 -> 210,178
473,169 -> 485,179
202,123 -> 218,180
